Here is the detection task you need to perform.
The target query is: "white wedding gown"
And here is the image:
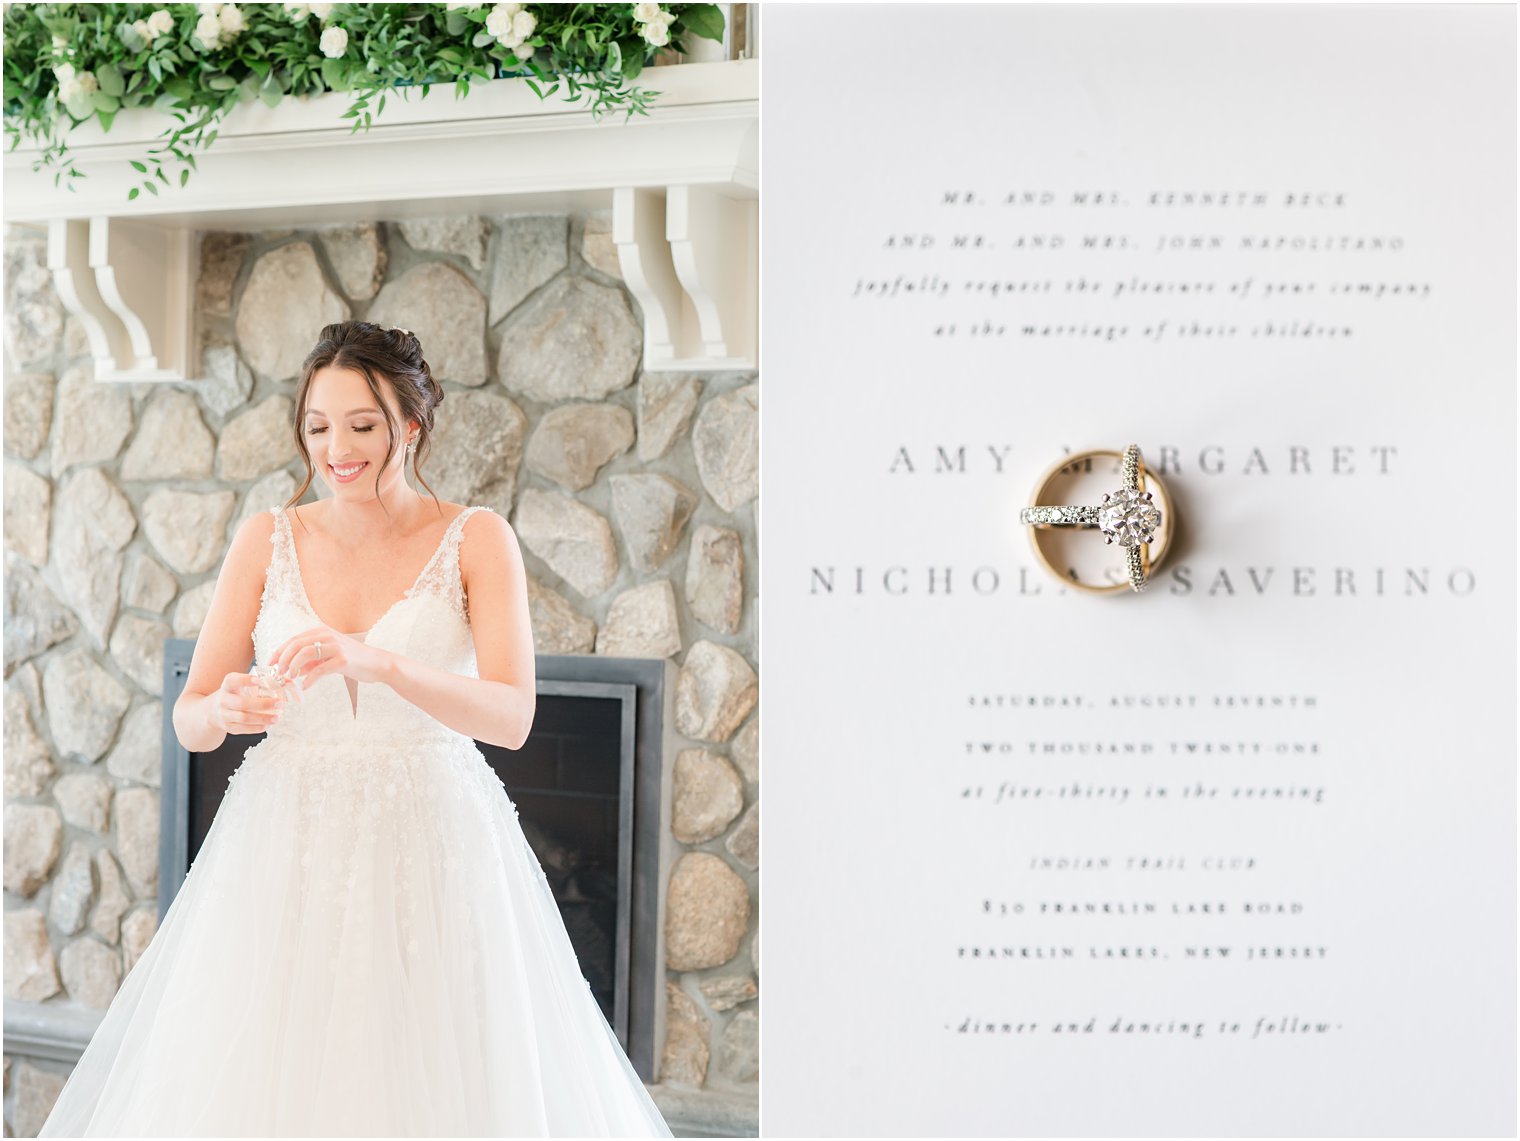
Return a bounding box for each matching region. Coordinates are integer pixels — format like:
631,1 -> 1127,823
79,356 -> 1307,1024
39,504 -> 672,1137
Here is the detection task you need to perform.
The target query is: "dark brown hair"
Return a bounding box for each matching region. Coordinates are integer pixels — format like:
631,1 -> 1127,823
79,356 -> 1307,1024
283,320 -> 446,527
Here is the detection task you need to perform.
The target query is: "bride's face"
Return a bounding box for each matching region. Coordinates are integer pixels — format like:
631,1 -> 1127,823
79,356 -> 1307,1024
304,365 -> 416,499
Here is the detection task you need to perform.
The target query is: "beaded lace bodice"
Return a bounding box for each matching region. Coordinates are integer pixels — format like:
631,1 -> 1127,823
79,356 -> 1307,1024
252,504 -> 496,745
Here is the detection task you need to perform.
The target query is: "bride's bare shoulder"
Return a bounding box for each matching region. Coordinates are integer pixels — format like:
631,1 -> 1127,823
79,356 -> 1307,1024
220,508 -> 280,589
232,507 -> 280,547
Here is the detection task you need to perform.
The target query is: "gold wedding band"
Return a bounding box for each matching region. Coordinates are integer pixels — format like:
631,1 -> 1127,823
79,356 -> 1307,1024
1021,446 -> 1175,594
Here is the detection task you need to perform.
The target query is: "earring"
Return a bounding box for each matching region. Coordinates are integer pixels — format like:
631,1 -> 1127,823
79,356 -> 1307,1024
406,437 -> 417,455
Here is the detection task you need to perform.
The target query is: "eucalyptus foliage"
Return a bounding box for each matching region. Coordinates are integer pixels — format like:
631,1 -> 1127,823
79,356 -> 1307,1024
2,3 -> 726,200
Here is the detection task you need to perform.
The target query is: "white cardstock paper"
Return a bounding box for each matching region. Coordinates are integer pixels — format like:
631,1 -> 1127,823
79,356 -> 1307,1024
760,5 -> 1516,1136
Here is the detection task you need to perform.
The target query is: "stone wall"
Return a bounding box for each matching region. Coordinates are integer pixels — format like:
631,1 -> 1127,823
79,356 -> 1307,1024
1,213 -> 759,1134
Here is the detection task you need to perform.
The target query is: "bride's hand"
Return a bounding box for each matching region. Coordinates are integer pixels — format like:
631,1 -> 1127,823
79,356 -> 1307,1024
209,672 -> 287,736
271,627 -> 393,689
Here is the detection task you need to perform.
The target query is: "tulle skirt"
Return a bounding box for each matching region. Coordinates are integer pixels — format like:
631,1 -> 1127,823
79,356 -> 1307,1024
38,732 -> 672,1137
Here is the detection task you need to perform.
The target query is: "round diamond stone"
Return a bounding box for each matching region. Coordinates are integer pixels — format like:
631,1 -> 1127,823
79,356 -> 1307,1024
1098,487 -> 1161,548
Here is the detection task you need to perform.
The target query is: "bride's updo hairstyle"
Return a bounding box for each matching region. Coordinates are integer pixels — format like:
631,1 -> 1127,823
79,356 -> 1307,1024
284,320 -> 446,524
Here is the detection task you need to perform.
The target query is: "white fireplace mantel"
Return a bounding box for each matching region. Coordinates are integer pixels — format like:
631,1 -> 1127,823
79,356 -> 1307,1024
3,59 -> 758,379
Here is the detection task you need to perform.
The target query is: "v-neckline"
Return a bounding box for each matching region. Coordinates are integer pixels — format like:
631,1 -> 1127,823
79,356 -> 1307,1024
281,504 -> 467,646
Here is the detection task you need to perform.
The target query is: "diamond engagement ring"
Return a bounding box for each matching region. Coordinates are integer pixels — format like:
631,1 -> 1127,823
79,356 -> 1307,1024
314,641 -> 323,660
1020,445 -> 1174,593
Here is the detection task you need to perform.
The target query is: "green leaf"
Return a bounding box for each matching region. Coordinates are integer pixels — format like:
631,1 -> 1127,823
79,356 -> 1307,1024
678,4 -> 726,43
436,46 -> 465,65
180,168 -> 189,187
621,47 -> 644,82
260,84 -> 283,108
128,186 -> 140,200
605,40 -> 622,77
377,93 -> 386,114
471,30 -> 494,48
90,91 -> 120,114
97,110 -> 116,134
129,159 -> 147,172
96,63 -> 124,97
246,58 -> 271,78
320,57 -> 346,88
64,92 -> 94,121
144,180 -> 158,195
206,74 -> 237,90
148,57 -> 162,82
155,166 -> 169,184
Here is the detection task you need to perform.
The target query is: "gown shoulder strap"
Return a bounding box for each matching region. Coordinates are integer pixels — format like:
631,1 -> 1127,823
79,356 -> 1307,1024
412,505 -> 498,619
263,504 -> 302,602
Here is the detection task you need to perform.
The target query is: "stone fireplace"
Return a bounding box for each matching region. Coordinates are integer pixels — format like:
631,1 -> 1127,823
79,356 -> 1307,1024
3,50 -> 758,1138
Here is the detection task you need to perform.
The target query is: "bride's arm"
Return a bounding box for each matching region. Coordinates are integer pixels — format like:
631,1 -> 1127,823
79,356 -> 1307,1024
172,511 -> 283,752
380,509 -> 537,750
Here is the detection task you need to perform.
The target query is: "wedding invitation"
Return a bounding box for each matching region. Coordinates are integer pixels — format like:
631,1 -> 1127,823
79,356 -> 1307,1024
759,5 -> 1515,1136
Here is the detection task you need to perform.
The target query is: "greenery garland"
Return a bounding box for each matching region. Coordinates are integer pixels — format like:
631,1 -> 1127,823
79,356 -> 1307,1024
2,2 -> 725,200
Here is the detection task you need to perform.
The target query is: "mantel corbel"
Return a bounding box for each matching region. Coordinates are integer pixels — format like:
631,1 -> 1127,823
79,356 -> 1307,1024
46,216 -> 196,382
613,179 -> 757,372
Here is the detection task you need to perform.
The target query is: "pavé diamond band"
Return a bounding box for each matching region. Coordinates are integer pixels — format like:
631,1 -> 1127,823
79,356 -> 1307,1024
1021,445 -> 1173,594
1019,505 -> 1101,527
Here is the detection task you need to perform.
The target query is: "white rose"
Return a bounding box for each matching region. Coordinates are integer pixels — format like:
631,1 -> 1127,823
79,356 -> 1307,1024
59,66 -> 98,100
284,3 -> 311,20
148,8 -> 175,36
131,18 -> 152,44
511,10 -> 535,38
218,4 -> 245,35
319,25 -> 348,57
54,62 -> 78,100
632,3 -> 661,22
484,3 -> 513,39
640,19 -> 669,47
503,2 -> 523,15
446,2 -> 482,8
193,11 -> 222,48
197,2 -> 223,13
310,2 -> 334,20
512,42 -> 534,61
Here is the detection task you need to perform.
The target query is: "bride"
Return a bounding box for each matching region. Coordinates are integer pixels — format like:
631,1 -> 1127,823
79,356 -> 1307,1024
38,321 -> 672,1137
